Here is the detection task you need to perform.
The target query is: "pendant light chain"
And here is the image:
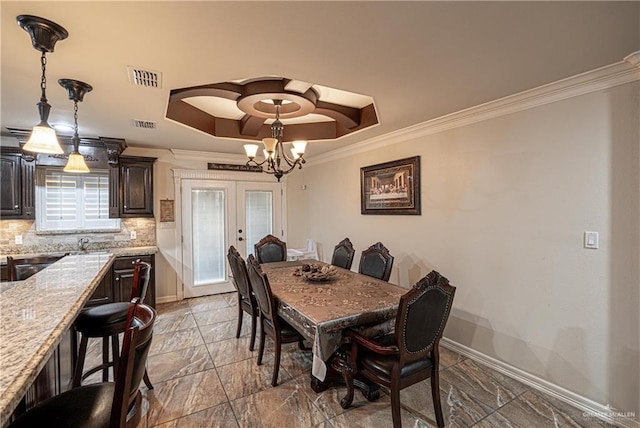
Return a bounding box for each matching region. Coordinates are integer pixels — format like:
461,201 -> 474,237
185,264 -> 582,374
39,51 -> 48,103
73,100 -> 79,135
73,99 -> 80,151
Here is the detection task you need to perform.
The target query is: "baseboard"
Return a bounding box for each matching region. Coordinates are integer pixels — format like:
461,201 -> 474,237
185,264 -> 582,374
155,295 -> 178,304
440,338 -> 639,428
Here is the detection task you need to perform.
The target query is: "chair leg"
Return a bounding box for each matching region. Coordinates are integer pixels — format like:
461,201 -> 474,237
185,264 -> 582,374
72,335 -> 89,387
249,313 -> 257,351
236,300 -> 244,339
390,386 -> 402,428
431,370 -> 445,428
272,337 -> 281,387
111,333 -> 120,380
102,337 -> 110,382
257,325 -> 266,366
143,369 -> 154,390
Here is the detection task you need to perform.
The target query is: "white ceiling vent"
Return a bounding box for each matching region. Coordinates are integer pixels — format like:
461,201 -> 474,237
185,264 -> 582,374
127,66 -> 162,88
132,119 -> 157,129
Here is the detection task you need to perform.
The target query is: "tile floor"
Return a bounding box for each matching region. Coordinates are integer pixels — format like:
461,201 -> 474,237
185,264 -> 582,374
83,293 -> 616,427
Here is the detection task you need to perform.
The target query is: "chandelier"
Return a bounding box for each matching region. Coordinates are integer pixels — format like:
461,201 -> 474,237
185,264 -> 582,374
243,100 -> 307,182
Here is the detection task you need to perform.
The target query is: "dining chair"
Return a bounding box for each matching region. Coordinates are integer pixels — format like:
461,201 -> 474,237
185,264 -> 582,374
6,253 -> 70,281
342,271 -> 456,428
227,245 -> 258,350
9,298 -> 156,428
72,261 -> 153,390
330,237 -> 355,270
358,242 -> 394,281
254,234 -> 287,263
246,254 -> 307,386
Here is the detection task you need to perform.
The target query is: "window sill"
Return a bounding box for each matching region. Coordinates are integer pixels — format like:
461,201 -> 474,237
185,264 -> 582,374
35,228 -> 122,236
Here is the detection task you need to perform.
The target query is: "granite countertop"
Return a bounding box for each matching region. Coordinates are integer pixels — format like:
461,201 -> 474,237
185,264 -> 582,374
0,246 -> 157,265
0,253 -> 116,425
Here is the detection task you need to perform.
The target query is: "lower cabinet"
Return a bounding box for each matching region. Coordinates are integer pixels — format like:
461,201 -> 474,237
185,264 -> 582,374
85,268 -> 113,307
85,253 -> 156,308
112,254 -> 156,307
11,328 -> 74,423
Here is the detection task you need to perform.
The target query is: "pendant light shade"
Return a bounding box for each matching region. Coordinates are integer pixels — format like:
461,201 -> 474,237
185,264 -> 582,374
17,15 -> 68,155
23,122 -> 63,154
64,149 -> 90,173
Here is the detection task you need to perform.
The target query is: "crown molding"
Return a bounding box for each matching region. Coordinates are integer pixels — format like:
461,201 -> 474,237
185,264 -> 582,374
309,51 -> 640,166
170,149 -> 247,163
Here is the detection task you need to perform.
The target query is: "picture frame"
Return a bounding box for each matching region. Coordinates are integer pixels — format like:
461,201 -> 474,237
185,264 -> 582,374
360,156 -> 421,215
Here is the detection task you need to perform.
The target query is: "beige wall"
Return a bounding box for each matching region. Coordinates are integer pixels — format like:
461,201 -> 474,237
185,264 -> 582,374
285,82 -> 639,416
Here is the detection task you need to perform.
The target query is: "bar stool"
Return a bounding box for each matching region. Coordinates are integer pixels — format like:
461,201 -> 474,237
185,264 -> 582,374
72,260 -> 154,389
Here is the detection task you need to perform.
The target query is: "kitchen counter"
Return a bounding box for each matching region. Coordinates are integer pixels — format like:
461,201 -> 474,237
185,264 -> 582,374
0,253 -> 116,426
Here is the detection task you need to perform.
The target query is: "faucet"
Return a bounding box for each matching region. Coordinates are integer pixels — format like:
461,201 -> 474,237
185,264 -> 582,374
78,237 -> 90,251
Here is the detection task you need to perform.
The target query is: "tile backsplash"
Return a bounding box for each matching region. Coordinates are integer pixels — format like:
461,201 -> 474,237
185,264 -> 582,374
0,218 -> 156,256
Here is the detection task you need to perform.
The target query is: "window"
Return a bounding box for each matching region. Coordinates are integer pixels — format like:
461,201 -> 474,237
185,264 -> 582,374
36,168 -> 120,231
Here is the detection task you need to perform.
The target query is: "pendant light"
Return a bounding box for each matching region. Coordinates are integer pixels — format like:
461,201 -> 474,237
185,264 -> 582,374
59,79 -> 93,173
17,15 -> 68,154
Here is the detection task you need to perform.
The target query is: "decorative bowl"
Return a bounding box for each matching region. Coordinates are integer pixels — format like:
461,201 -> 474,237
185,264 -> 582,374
293,263 -> 338,282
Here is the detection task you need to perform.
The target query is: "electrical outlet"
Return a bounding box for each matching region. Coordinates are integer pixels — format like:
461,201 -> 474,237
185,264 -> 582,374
130,230 -> 137,240
14,235 -> 23,245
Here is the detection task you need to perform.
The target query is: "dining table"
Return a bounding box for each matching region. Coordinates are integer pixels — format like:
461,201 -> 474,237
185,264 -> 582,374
260,260 -> 407,395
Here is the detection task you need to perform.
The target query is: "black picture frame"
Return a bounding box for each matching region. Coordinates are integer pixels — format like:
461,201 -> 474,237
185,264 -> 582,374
360,156 -> 421,215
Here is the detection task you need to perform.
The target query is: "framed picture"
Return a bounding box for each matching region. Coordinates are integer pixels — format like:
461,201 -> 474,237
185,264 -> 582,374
360,156 -> 421,215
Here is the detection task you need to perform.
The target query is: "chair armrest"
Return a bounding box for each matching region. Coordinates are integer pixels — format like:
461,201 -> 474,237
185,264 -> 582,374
344,329 -> 399,355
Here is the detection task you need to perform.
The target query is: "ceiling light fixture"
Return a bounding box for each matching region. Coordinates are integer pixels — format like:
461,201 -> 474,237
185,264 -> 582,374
17,15 -> 68,154
244,100 -> 307,181
59,79 -> 93,173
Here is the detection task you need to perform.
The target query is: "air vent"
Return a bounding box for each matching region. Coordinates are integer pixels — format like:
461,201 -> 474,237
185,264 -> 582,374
132,119 -> 157,129
127,66 -> 162,88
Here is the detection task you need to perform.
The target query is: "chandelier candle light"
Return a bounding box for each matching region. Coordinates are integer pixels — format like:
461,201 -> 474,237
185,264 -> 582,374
244,100 -> 307,181
18,15 -> 68,154
59,79 -> 93,173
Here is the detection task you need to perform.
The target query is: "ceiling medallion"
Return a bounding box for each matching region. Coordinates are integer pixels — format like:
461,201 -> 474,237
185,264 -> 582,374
166,77 -> 379,143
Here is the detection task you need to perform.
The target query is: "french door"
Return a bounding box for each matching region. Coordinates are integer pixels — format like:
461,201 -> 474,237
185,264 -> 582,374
181,179 -> 282,298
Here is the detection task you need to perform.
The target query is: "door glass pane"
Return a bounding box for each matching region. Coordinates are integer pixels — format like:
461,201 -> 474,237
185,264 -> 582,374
245,191 -> 273,256
192,189 -> 225,285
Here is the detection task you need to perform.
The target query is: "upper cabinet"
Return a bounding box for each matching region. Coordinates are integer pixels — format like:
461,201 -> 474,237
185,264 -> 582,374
1,147 -> 35,219
109,156 -> 156,218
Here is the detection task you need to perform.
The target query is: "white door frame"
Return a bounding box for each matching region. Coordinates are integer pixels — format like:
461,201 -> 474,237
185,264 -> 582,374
173,169 -> 287,301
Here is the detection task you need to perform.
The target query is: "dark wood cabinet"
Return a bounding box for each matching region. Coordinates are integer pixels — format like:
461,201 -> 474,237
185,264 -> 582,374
109,156 -> 155,218
112,254 -> 156,307
85,268 -> 114,307
0,147 -> 35,219
85,254 -> 156,307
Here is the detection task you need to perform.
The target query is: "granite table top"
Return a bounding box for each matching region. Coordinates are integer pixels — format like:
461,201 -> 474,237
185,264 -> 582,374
261,261 -> 407,380
0,253 -> 116,426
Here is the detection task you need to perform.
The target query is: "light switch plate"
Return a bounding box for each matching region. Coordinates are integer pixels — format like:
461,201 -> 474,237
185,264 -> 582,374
130,230 -> 137,239
584,231 -> 599,249
14,235 -> 23,245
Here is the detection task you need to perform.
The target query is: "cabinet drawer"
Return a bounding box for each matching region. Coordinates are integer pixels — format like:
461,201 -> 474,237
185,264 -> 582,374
112,255 -> 153,270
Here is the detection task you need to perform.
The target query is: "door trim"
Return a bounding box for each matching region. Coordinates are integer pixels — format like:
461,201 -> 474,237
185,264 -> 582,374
173,169 -> 288,301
